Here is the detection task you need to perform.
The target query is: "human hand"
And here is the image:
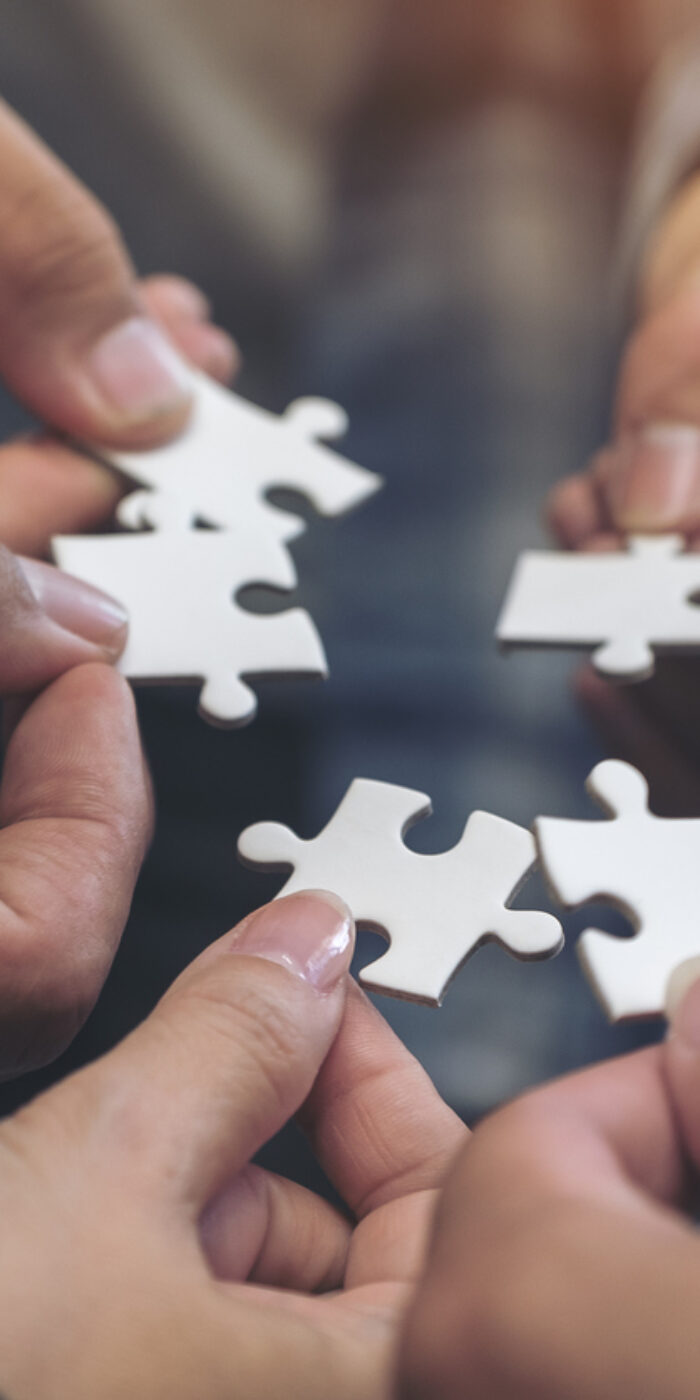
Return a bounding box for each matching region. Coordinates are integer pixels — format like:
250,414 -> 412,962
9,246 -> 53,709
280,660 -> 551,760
395,965 -> 700,1400
0,541 -> 151,1076
549,168 -> 700,551
0,889 -> 464,1399
0,97 -> 238,557
545,172 -> 700,808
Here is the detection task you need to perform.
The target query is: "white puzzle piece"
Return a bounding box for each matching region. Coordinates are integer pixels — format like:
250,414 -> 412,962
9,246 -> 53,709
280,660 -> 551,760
536,759 -> 700,1021
238,778 -> 563,1004
52,528 -> 328,727
497,535 -> 700,681
88,370 -> 382,541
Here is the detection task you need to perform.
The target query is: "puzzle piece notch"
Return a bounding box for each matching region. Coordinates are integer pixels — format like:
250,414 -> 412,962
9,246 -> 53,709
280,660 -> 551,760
535,758 -> 700,1021
497,533 -> 700,682
52,527 -> 327,728
116,488 -> 305,548
91,370 -> 382,539
238,778 -> 563,1005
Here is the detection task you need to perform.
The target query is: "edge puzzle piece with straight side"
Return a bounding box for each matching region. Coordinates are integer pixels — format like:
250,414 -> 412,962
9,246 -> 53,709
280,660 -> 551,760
238,778 -> 563,1005
535,759 -> 700,1021
87,370 -> 382,541
497,535 -> 700,681
52,526 -> 327,727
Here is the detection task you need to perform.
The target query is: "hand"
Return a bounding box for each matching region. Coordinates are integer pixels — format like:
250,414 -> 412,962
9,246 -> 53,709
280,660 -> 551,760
0,97 -> 238,556
0,542 -> 151,1076
395,964 -> 700,1400
549,168 -> 700,552
545,171 -> 700,809
0,890 -> 465,1399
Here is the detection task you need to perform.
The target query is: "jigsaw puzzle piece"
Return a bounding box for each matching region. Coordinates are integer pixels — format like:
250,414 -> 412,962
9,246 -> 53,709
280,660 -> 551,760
239,781 -> 562,1006
90,370 -> 381,538
52,527 -> 326,727
585,759 -> 650,816
497,534 -> 700,681
536,759 -> 700,1020
577,927 -> 666,1021
364,812 -> 562,1003
238,779 -> 432,893
197,609 -> 328,726
591,637 -> 656,681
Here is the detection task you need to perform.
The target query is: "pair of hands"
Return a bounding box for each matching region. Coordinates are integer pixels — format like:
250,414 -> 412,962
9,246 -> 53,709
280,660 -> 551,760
4,93 -> 700,1398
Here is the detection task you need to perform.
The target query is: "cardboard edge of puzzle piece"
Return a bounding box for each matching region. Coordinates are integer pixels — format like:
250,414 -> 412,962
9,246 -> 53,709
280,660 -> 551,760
239,781 -> 563,1007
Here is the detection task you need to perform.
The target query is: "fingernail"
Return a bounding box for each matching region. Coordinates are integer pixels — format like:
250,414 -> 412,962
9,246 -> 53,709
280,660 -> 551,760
86,316 -> 192,427
666,957 -> 700,1044
19,557 -> 128,656
608,423 -> 700,530
159,280 -> 211,321
228,891 -> 354,993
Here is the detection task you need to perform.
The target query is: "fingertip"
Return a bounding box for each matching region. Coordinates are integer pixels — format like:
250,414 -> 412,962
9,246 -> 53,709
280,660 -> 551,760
666,959 -> 700,1035
221,890 -> 355,996
170,321 -> 240,384
546,472 -> 606,548
140,273 -> 212,322
604,425 -> 700,534
19,556 -> 129,657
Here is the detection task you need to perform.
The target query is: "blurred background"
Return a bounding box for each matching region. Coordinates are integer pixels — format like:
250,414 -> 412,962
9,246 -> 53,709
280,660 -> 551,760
0,1 -> 696,1157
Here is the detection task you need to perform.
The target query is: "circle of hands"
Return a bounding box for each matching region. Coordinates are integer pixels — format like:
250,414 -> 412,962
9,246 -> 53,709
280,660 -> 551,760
2,96 -> 700,1400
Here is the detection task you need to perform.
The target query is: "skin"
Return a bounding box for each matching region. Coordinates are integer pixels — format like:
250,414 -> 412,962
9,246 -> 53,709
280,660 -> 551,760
0,890 -> 465,1400
396,988 -> 700,1400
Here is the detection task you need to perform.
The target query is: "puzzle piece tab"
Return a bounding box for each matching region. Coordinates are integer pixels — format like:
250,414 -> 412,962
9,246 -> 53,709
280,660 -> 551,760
88,370 -> 382,541
238,778 -> 563,1004
52,527 -> 327,727
497,535 -> 700,681
535,759 -> 700,1020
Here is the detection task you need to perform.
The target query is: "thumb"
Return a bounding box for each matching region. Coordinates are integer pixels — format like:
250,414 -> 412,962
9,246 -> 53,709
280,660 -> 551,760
0,99 -> 191,448
78,892 -> 355,1209
0,546 -> 127,693
663,958 -> 700,1169
602,287 -> 700,535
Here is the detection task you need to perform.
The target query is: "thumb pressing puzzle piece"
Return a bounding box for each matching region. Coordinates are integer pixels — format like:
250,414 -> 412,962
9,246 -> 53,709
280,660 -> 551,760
497,535 -> 700,681
536,759 -> 700,1021
88,370 -> 382,541
52,526 -> 327,727
239,778 -> 563,1004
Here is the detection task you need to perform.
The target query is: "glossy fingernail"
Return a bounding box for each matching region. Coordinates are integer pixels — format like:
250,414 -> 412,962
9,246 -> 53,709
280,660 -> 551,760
85,316 -> 192,427
19,556 -> 128,655
228,891 -> 354,993
608,423 -> 700,530
666,957 -> 700,1044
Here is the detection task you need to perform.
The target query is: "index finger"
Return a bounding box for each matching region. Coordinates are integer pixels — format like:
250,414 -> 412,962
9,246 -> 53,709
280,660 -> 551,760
298,981 -> 466,1219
